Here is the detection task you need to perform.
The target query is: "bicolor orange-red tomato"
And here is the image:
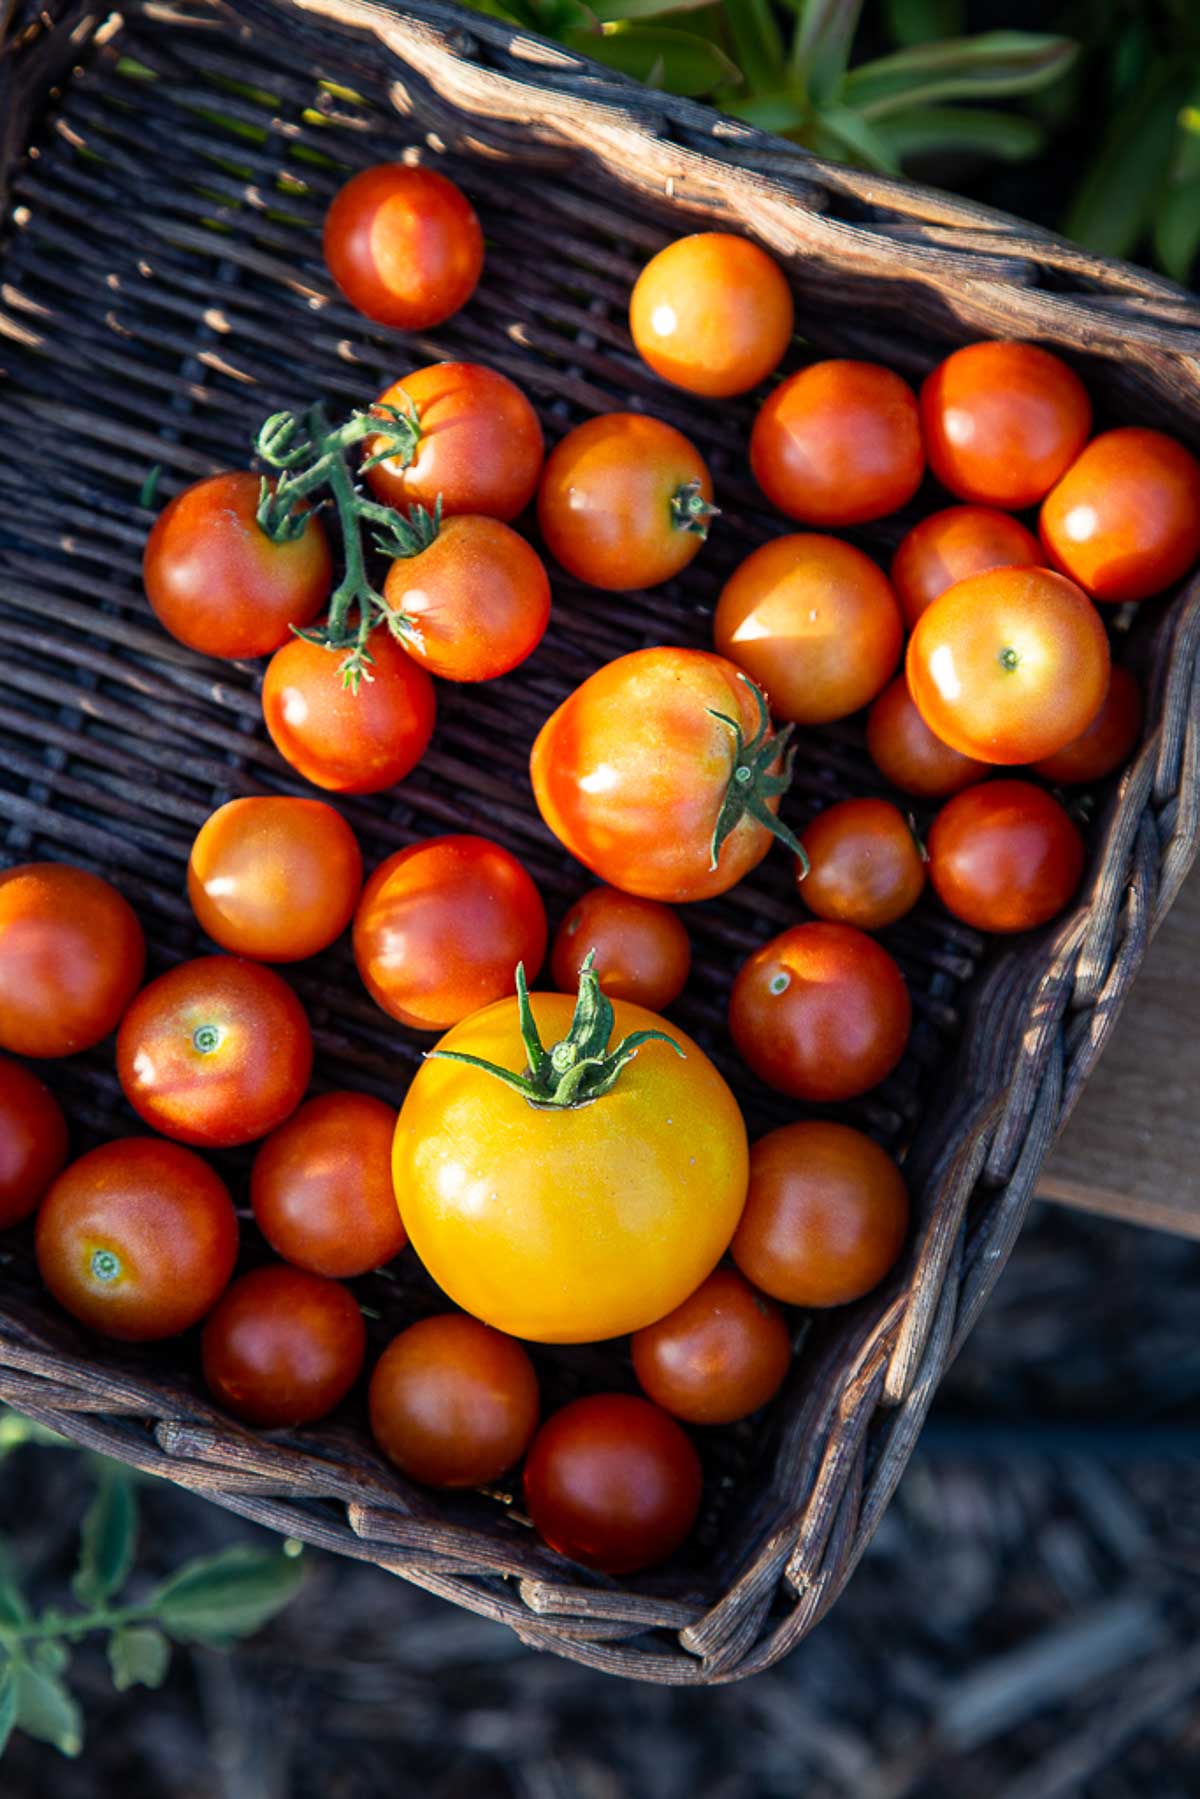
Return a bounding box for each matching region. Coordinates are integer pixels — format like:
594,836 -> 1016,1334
188,796 -> 363,962
382,516 -> 550,682
261,629 -> 436,795
537,413 -> 714,592
363,362 -> 544,521
0,1057 -> 69,1228
1040,427 -> 1200,603
631,1267 -> 791,1426
202,1265 -> 366,1428
866,675 -> 990,800
907,566 -> 1110,765
927,780 -> 1085,934
1033,665 -> 1143,785
252,1092 -> 406,1279
750,359 -> 924,526
551,886 -> 690,1012
629,232 -> 794,398
0,863 -> 145,1059
323,163 -> 483,329
890,505 -> 1044,629
36,1138 -> 238,1341
798,798 -> 926,931
920,341 -> 1091,508
714,534 -> 903,725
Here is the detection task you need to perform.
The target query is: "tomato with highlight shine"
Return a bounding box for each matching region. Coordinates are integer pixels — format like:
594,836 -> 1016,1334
797,798 -> 926,931
1040,427 -> 1200,604
750,359 -> 924,526
202,1265 -> 366,1428
188,796 -> 363,963
383,516 -> 550,682
252,1092 -> 406,1279
323,163 -> 483,330
551,886 -> 690,1012
262,629 -> 436,795
891,504 -> 1043,629
920,341 -> 1091,508
632,1268 -> 791,1425
630,232 -> 793,398
0,863 -> 145,1059
927,780 -> 1085,934
363,362 -> 544,522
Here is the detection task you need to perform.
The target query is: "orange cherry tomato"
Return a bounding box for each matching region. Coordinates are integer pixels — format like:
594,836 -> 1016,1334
750,359 -> 924,526
629,232 -> 793,398
866,675 -> 990,800
1040,427 -> 1200,603
251,1092 -> 405,1279
551,886 -> 690,1011
202,1265 -> 366,1428
0,1057 -> 69,1228
261,629 -> 436,796
188,796 -> 363,963
36,1138 -> 238,1341
363,362 -> 544,522
0,863 -> 144,1059
382,516 -> 550,682
732,1122 -> 909,1307
1033,664 -> 1143,785
323,163 -> 483,330
920,341 -> 1092,508
927,780 -> 1085,934
714,534 -> 903,725
891,505 -> 1044,629
907,566 -> 1110,765
631,1267 -> 791,1426
798,798 -> 926,931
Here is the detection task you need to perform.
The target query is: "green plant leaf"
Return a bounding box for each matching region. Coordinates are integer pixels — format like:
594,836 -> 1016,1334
108,1626 -> 171,1693
73,1467 -> 137,1607
33,1642 -> 70,1677
0,1555 -> 28,1632
0,1662 -> 17,1759
0,1410 -> 69,1458
14,1665 -> 83,1758
790,0 -> 865,103
873,103 -> 1044,163
1153,174 -> 1200,284
722,0 -> 786,95
1065,62 -> 1192,259
591,0 -> 716,19
726,90 -> 812,132
152,1548 -> 306,1647
560,22 -> 740,93
812,102 -> 901,171
842,31 -> 1078,121
885,0 -> 965,48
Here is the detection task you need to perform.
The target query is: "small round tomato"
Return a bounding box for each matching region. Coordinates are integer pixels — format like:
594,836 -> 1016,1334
730,922 -> 911,1103
354,835 -> 547,1032
36,1138 -> 237,1341
920,341 -> 1091,508
261,629 -> 436,795
383,516 -> 550,682
142,473 -> 330,660
798,798 -> 926,931
116,956 -> 312,1148
537,413 -> 714,592
733,1122 -> 909,1307
188,796 -> 363,963
202,1265 -> 365,1428
907,566 -> 1110,765
1040,427 -> 1200,603
551,886 -> 690,1012
891,505 -> 1044,629
323,163 -> 483,330
252,1092 -> 405,1278
927,780 -> 1085,934
714,534 -> 902,725
631,1267 -> 791,1426
629,232 -> 793,398
0,1057 -> 69,1228
368,1313 -> 539,1488
1033,665 -> 1143,785
0,863 -> 145,1059
750,360 -> 924,527
363,362 -> 544,522
866,675 -> 989,800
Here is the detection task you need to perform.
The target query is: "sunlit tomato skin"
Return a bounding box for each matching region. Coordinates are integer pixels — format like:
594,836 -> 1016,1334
0,1057 -> 69,1228
733,1122 -> 909,1307
382,516 -> 550,682
750,360 -> 924,527
1032,665 -> 1143,785
36,1138 -> 238,1341
188,797 -> 363,963
0,863 -> 145,1059
261,629 -> 436,796
363,363 -> 544,521
927,780 -> 1085,934
1040,427 -> 1200,604
354,835 -> 547,1032
907,566 -> 1110,765
631,1267 -> 791,1426
537,413 -> 714,592
629,232 -> 794,398
524,1394 -> 702,1574
368,1313 -> 539,1488
202,1265 -> 365,1428
323,163 -> 483,330
798,798 -> 926,931
116,956 -> 312,1149
920,341 -> 1092,508
714,534 -> 903,725
551,886 -> 690,1012
866,676 -> 989,800
730,922 -> 911,1103
251,1092 -> 405,1279
891,505 -> 1044,630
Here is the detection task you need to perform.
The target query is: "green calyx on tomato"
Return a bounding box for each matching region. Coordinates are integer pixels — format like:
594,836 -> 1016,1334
90,1248 -> 122,1283
670,478 -> 720,540
708,676 -> 808,875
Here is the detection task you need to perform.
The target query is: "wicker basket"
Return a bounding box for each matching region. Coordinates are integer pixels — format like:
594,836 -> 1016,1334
2,0 -> 1199,1685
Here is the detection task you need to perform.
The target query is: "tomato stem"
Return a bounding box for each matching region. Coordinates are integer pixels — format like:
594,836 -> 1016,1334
670,479 -> 719,540
707,676 -> 808,875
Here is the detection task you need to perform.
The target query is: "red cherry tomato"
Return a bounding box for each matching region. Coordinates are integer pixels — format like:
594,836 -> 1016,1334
551,886 -> 690,1012
750,360 -> 924,526
261,629 -> 436,796
0,863 -> 145,1059
631,1268 -> 791,1426
0,1057 -> 69,1228
1033,665 -> 1143,785
363,362 -> 544,522
382,516 -> 550,682
202,1265 -> 366,1428
866,676 -> 990,800
920,341 -> 1092,508
323,163 -> 483,330
1040,427 -> 1200,603
927,780 -> 1085,934
798,798 -> 926,931
629,232 -> 793,398
251,1092 -> 405,1279
891,505 -> 1044,630
188,797 -> 363,963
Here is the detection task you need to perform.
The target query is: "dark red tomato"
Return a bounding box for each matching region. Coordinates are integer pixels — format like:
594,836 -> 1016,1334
550,886 -> 690,1012
631,1267 -> 791,1426
732,1122 -> 909,1307
866,676 -> 990,800
920,341 -> 1092,508
116,956 -> 312,1148
323,163 -> 483,330
1033,665 -> 1143,785
252,1091 -> 405,1279
382,516 -> 550,682
36,1138 -> 238,1341
261,629 -> 436,795
749,359 -> 924,526
927,780 -> 1085,933
202,1265 -> 366,1428
1040,427 -> 1200,603
729,922 -> 911,1103
891,505 -> 1044,629
0,1057 -> 69,1228
363,362 -> 544,522
143,473 -> 331,660
0,863 -> 145,1060
629,232 -> 793,398
523,1394 -> 702,1574
368,1313 -> 540,1488
188,796 -> 363,963
798,798 -> 926,931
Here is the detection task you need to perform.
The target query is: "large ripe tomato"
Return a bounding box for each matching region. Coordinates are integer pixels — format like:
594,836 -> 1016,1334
631,1267 -> 791,1426
907,566 -> 1110,765
116,956 -> 312,1148
866,675 -> 989,800
551,885 -> 690,1012
749,359 -> 924,526
142,473 -> 331,660
382,516 -> 550,682
363,362 -> 544,521
920,341 -> 1091,508
36,1138 -> 238,1341
1033,664 -> 1143,785
251,1091 -> 406,1279
0,1057 -> 69,1228
261,629 -> 436,795
891,505 -> 1044,629
323,163 -> 483,329
188,796 -> 363,963
798,797 -> 926,931
537,413 -> 714,592
714,534 -> 903,725
354,834 -> 547,1032
202,1264 -> 366,1428
0,863 -> 145,1059
1040,427 -> 1200,603
629,232 -> 793,398
530,648 -> 800,903
927,780 -> 1085,933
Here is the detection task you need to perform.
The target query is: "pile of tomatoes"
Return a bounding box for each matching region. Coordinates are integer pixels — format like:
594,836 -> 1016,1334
4,159 -> 1198,1581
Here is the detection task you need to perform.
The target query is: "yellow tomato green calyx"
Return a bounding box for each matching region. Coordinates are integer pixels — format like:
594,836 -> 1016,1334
707,675 -> 808,876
